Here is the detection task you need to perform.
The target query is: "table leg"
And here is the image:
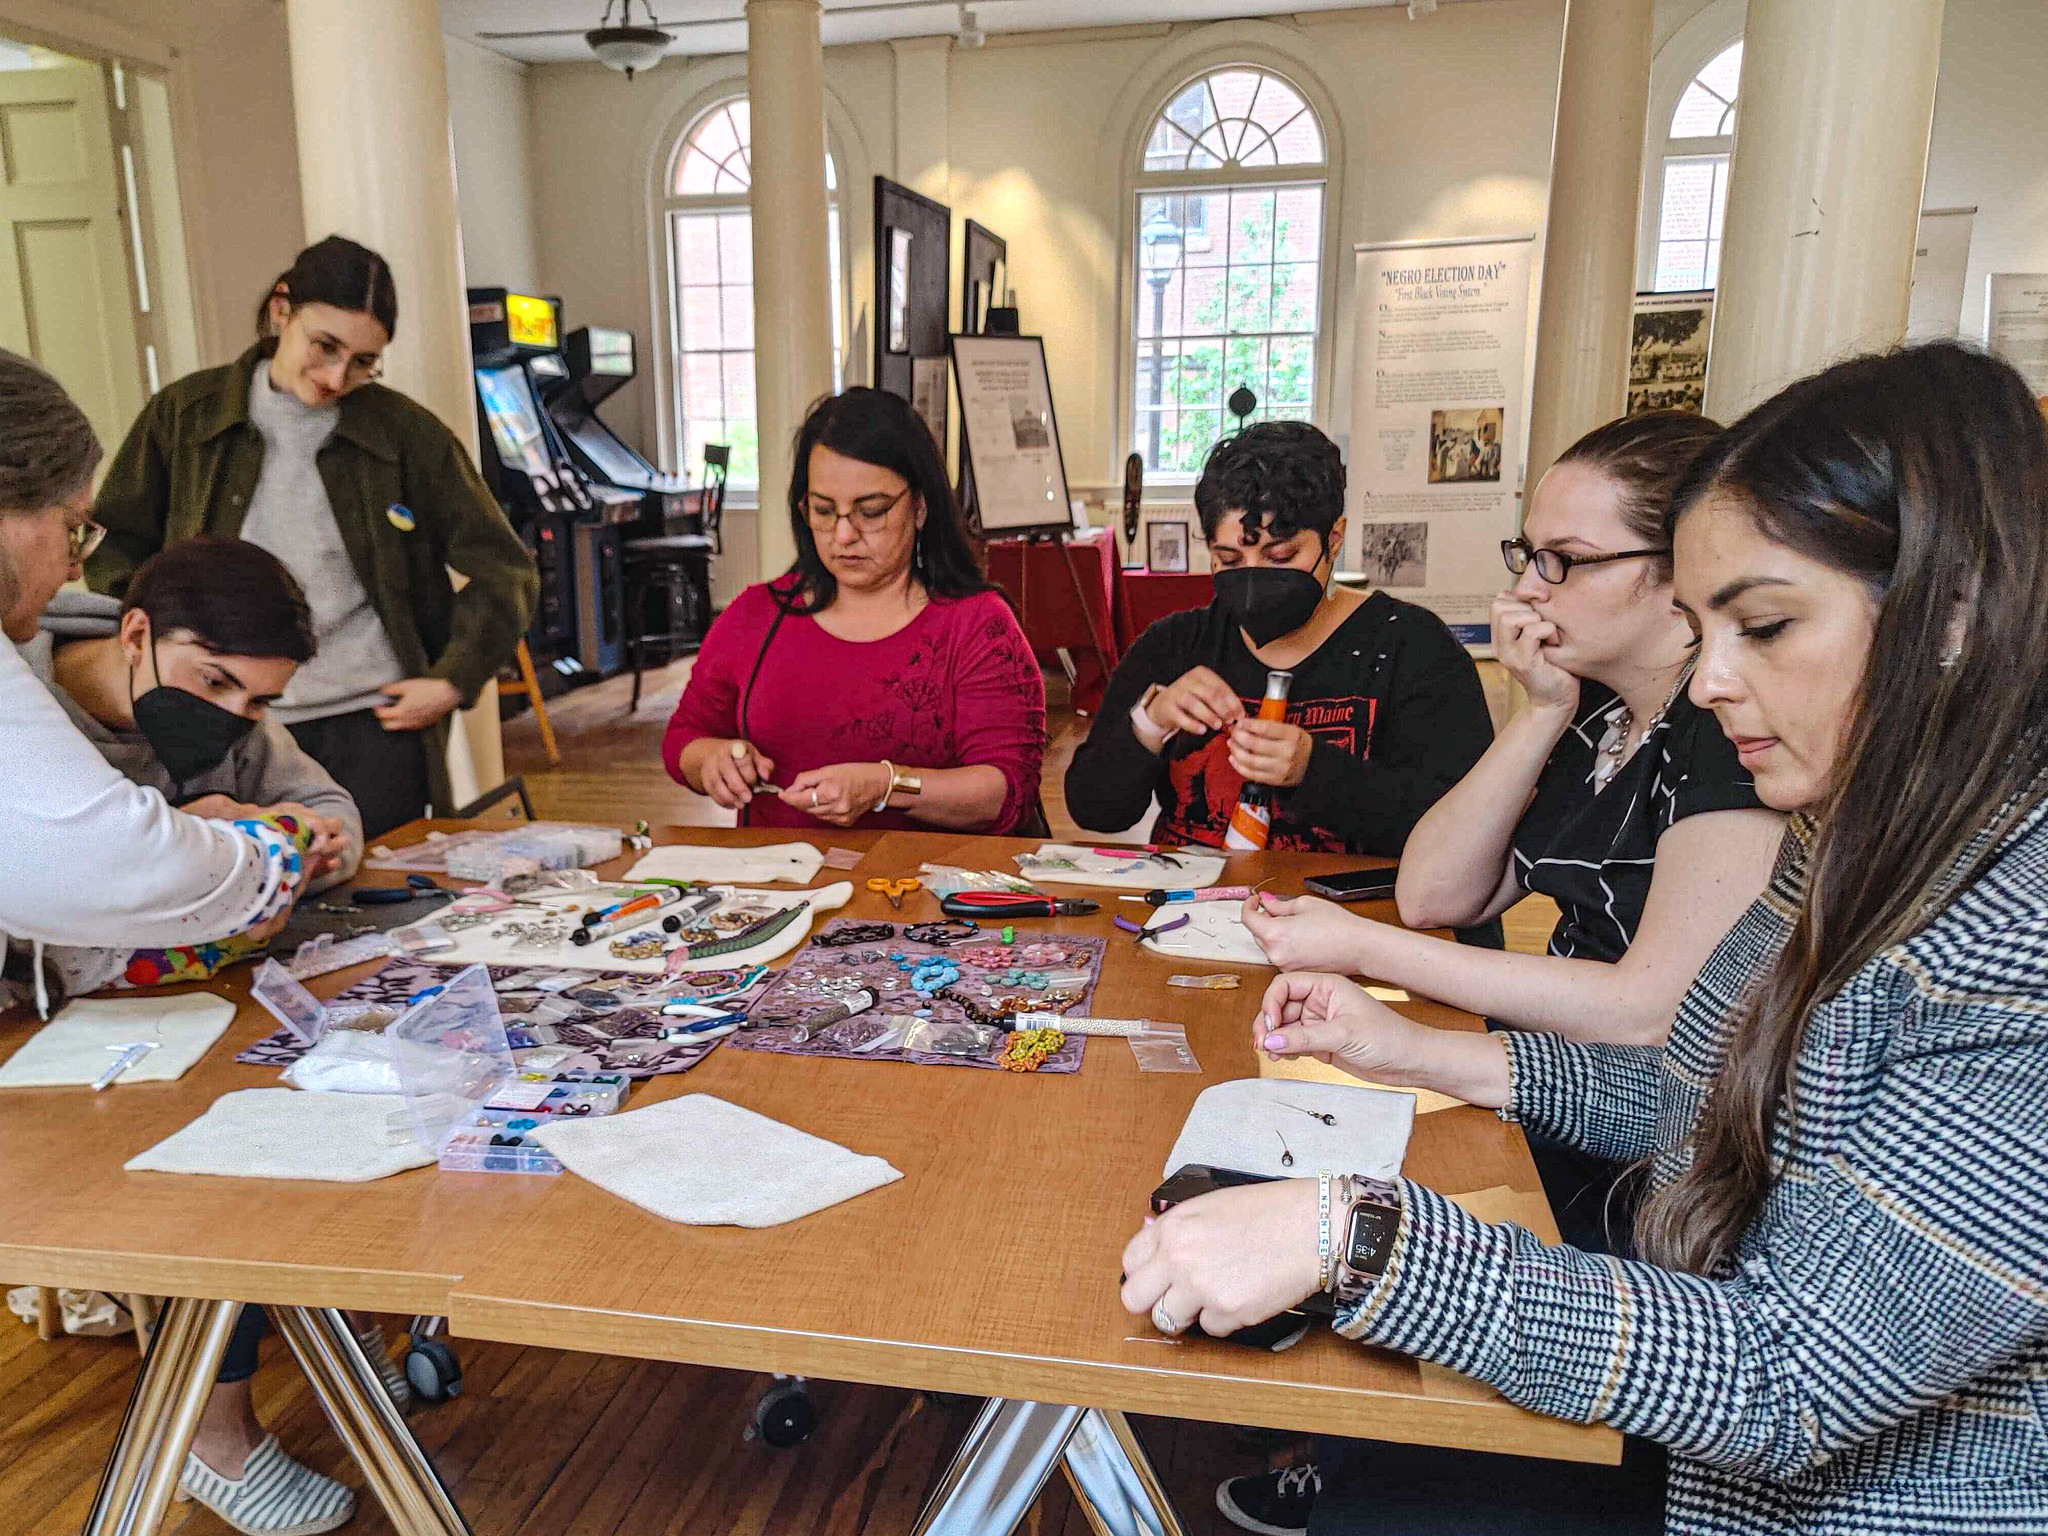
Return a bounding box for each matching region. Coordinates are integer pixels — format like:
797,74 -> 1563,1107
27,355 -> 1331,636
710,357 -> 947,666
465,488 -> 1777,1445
268,1307 -> 470,1536
1059,1409 -> 1189,1536
82,1296 -> 241,1536
909,1400 -> 1188,1536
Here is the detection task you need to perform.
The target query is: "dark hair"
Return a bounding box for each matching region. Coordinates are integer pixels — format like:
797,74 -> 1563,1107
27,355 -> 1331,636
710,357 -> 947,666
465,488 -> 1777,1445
1193,421 -> 1346,549
1553,410 -> 1724,580
1636,342 -> 2048,1277
783,387 -> 991,611
124,539 -> 317,662
255,235 -> 398,347
0,348 -> 100,513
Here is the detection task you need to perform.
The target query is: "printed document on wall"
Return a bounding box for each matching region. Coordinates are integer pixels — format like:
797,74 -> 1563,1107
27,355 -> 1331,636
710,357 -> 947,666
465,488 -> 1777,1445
1347,236 -> 1534,651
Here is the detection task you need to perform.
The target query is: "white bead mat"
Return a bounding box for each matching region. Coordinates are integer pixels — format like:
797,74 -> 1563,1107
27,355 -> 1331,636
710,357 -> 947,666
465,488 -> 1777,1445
621,842 -> 827,887
124,1089 -> 435,1182
0,993 -> 237,1089
1165,1077 -> 1415,1183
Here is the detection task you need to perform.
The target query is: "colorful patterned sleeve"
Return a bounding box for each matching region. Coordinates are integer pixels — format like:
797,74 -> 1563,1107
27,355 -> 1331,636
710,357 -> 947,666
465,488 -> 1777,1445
118,811 -> 313,988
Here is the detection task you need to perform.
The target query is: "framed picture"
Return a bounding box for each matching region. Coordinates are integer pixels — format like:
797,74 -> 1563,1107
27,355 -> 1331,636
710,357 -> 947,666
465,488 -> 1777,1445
950,333 -> 1072,538
887,228 -> 913,354
1146,518 -> 1191,574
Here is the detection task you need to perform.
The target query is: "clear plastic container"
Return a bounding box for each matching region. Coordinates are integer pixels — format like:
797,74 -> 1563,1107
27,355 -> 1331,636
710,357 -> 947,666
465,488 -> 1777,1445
387,963 -> 517,1168
443,824 -> 625,883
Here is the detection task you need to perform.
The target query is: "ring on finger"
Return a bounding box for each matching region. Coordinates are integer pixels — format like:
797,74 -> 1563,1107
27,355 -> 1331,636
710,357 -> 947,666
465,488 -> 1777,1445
1150,1298 -> 1189,1336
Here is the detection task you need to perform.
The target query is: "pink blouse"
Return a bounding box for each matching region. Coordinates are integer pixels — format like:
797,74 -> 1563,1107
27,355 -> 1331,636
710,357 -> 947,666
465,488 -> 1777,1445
663,578 -> 1046,832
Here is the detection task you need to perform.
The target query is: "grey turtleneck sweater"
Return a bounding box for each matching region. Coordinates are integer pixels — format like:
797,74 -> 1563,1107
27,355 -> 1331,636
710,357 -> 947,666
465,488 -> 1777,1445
239,366 -> 405,722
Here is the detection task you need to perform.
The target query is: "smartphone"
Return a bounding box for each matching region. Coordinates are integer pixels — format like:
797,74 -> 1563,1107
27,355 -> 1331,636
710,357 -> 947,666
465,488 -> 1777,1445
1146,1166 -> 1334,1349
1302,867 -> 1399,903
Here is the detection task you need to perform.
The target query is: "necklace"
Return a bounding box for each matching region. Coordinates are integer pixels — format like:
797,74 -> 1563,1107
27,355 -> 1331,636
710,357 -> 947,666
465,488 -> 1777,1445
1591,669 -> 1692,792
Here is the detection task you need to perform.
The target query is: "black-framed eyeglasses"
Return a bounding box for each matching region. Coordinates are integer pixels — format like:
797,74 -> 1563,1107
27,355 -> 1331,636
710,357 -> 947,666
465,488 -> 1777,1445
1502,537 -> 1662,585
804,485 -> 911,533
305,330 -> 384,384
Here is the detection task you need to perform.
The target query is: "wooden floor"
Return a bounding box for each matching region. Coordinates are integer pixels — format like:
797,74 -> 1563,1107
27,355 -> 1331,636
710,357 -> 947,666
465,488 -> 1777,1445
4,661 -> 1559,1536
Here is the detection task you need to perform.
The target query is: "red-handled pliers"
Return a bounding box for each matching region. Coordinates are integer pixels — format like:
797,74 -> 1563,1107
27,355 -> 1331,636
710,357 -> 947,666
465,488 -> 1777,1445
939,891 -> 1101,918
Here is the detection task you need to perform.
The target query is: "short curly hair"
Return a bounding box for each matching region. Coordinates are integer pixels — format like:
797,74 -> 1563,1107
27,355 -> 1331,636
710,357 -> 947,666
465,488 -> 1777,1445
1192,420 -> 1345,548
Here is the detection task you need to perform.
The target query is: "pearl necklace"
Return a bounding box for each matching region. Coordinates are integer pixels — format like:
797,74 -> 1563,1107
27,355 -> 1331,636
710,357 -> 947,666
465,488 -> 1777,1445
1590,672 -> 1690,792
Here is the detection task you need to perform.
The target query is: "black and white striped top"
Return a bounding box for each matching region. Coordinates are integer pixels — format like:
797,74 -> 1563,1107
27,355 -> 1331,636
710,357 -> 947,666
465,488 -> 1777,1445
1510,682 -> 1761,964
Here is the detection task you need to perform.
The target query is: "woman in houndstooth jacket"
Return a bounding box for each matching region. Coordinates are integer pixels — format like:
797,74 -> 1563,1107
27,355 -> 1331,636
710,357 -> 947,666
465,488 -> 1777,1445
1121,342 -> 2048,1536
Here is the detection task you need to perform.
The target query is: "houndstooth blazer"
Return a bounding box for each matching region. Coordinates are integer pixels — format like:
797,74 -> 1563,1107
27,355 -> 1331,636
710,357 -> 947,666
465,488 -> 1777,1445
1338,809 -> 2048,1533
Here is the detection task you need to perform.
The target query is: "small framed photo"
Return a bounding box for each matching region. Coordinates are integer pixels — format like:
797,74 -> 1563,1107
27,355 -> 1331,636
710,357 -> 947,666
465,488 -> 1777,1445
887,228 -> 913,354
1146,517 -> 1191,574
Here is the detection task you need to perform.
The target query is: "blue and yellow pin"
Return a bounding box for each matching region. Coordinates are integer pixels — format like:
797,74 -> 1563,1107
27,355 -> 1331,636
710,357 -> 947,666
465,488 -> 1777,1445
385,503 -> 417,532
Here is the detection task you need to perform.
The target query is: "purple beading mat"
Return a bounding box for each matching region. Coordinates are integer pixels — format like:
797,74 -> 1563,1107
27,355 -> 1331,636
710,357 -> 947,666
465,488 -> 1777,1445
724,920 -> 1108,1073
235,958 -> 768,1080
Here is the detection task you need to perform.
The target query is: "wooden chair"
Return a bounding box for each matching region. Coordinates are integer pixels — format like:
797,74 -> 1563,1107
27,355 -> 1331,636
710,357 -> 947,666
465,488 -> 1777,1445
33,1287 -> 158,1355
498,638 -> 559,766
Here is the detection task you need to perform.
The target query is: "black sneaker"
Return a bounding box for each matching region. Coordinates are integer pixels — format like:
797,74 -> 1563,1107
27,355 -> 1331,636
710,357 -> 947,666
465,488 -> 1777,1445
1216,1462 -> 1321,1536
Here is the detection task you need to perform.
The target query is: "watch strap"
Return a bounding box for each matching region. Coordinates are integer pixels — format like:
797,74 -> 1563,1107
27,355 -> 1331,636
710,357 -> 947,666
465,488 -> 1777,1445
1328,1174 -> 1404,1306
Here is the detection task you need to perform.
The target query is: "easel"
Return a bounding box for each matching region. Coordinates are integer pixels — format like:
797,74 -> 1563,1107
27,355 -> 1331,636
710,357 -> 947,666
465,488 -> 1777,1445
1004,527 -> 1117,710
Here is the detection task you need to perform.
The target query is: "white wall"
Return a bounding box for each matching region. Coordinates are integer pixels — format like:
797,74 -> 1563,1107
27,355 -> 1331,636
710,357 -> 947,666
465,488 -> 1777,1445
527,3 -> 1567,518
1650,0 -> 2048,344
444,34 -> 541,297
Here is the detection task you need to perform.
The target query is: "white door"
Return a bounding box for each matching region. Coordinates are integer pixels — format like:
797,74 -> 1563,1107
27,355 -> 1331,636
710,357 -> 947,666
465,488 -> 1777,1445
0,63 -> 143,455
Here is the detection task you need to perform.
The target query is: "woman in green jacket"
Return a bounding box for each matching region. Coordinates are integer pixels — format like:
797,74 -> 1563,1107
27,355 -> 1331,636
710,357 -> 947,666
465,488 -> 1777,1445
89,235 -> 537,838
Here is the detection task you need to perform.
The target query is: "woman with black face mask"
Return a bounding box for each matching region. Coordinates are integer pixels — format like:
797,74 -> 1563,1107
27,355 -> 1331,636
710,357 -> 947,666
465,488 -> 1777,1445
23,537 -> 361,994
1067,421 -> 1492,855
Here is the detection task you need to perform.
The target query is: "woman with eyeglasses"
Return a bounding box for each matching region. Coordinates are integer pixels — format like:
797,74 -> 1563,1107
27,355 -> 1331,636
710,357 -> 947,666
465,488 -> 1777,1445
664,387 -> 1045,831
86,235 -> 537,839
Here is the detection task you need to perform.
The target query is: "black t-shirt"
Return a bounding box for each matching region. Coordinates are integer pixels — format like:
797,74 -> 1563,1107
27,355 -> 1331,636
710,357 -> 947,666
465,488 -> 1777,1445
1511,681 -> 1763,964
1064,590 -> 1493,855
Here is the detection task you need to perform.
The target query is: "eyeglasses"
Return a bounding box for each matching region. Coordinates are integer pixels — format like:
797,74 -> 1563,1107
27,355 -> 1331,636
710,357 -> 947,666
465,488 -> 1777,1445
804,485 -> 911,533
1502,537 -> 1662,585
305,331 -> 384,384
67,518 -> 106,564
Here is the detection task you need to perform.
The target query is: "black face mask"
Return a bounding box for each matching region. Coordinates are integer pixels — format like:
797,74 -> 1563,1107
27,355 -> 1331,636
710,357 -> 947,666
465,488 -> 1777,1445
1213,551 -> 1329,647
130,639 -> 258,790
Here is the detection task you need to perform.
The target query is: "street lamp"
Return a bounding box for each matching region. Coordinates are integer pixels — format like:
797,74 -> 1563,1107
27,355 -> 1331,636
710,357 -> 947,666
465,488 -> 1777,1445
1140,208 -> 1183,472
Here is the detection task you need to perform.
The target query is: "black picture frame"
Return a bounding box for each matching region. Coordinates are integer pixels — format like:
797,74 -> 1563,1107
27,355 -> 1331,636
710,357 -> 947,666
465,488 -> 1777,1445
950,332 -> 1073,539
1146,517 -> 1191,574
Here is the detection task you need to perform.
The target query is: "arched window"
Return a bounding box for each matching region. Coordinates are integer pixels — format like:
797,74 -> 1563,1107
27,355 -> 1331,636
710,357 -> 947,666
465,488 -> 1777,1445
664,97 -> 844,488
1650,40 -> 1740,292
1130,66 -> 1327,477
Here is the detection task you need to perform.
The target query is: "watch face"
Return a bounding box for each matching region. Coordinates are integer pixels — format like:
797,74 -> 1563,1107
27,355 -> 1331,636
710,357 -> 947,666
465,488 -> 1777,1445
1347,1204 -> 1398,1273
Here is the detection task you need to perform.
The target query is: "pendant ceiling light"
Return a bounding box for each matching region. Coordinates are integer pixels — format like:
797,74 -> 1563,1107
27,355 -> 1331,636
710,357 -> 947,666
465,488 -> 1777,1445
586,0 -> 671,79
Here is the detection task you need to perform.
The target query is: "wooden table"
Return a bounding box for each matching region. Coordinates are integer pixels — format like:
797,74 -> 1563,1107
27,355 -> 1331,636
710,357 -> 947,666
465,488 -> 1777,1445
0,824 -> 1614,1536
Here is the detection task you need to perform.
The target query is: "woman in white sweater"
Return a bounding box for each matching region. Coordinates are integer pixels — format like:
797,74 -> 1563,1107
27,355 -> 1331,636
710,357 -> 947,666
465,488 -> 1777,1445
0,350 -> 307,1017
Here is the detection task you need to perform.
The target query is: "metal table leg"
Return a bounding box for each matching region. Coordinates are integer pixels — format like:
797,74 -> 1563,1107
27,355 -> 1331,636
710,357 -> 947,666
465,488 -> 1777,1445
909,1399 -> 1188,1536
1061,1409 -> 1189,1536
82,1296 -> 241,1536
269,1307 -> 471,1536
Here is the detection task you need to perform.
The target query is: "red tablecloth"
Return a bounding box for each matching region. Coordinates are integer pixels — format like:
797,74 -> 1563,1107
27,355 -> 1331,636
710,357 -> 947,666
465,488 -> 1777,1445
985,531 -> 1120,712
1117,570 -> 1213,647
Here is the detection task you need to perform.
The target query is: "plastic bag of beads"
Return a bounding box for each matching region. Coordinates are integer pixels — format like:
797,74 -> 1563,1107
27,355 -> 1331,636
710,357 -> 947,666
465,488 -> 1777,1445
903,1017 -> 1002,1059
1128,1025 -> 1201,1073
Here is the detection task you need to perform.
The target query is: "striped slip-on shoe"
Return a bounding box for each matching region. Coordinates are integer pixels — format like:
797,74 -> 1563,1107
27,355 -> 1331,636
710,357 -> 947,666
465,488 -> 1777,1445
177,1435 -> 355,1536
353,1322 -> 414,1413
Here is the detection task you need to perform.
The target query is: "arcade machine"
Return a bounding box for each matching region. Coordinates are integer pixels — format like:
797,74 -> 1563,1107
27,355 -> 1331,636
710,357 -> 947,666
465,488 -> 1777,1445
467,288 -> 636,680
543,326 -> 692,522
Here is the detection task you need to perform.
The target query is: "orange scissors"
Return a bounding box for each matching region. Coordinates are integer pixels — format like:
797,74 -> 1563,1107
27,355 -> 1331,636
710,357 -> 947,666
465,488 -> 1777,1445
866,876 -> 922,911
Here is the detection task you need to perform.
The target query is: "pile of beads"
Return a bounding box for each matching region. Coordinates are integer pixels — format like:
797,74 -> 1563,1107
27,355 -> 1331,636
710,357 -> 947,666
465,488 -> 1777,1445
994,967 -> 1049,990
1000,1027 -> 1064,1072
607,931 -> 667,961
905,956 -> 961,995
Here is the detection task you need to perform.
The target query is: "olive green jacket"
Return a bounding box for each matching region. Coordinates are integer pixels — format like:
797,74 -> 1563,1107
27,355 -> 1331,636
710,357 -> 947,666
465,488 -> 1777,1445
87,345 -> 538,814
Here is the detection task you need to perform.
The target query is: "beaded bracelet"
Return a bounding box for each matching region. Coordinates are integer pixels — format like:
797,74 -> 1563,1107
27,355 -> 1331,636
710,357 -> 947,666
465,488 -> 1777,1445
1316,1171 -> 1335,1293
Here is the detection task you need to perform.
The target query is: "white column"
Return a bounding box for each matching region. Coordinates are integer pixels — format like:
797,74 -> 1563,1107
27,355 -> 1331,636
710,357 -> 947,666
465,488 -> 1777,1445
282,0 -> 501,800
1524,0 -> 1655,491
1702,0 -> 1947,421
747,0 -> 836,582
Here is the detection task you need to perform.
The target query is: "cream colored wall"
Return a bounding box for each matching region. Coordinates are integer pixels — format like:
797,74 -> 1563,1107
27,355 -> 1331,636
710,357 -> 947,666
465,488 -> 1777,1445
526,2 -> 1566,530
1650,0 -> 2048,344
444,34 -> 541,296
0,0 -> 303,372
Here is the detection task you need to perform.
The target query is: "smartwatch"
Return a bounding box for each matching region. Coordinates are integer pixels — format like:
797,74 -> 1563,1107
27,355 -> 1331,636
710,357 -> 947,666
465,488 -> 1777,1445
1328,1174 -> 1404,1306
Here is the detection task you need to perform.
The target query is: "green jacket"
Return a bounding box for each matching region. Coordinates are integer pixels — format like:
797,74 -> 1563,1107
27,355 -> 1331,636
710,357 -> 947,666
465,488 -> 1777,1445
87,344 -> 538,814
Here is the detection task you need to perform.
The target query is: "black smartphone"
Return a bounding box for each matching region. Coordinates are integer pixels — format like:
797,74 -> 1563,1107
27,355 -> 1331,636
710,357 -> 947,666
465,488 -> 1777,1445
1302,867 -> 1399,903
1146,1165 -> 1333,1350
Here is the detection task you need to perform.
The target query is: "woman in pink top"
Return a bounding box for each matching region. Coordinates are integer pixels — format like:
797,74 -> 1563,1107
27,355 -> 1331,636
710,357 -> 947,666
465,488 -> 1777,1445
665,388 -> 1046,832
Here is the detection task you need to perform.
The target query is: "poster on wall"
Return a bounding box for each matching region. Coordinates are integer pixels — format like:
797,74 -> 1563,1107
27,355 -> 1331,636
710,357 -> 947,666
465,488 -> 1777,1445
1907,207 -> 1976,342
950,334 -> 1072,537
1986,274 -> 2048,398
1347,235 -> 1535,650
1629,291 -> 1714,416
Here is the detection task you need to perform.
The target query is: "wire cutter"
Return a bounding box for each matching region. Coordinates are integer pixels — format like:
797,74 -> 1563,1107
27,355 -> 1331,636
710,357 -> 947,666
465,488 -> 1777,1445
352,873 -> 452,906
866,876 -> 921,911
939,891 -> 1099,919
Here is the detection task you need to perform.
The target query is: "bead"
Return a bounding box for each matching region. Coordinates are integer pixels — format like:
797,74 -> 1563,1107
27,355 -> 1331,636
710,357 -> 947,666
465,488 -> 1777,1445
1001,926 -> 1015,944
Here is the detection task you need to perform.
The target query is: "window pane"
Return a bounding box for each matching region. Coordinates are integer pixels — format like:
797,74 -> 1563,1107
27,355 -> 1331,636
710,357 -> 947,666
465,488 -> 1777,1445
1227,190 -> 1275,264
680,287 -> 722,346
677,147 -> 722,195
1226,266 -> 1272,333
720,285 -> 754,349
1180,267 -> 1225,336
1697,41 -> 1742,102
1659,158 -> 1717,243
723,351 -> 755,420
1208,69 -> 1261,121
1271,111 -> 1324,166
1671,82 -> 1730,137
675,214 -> 719,280
1273,187 -> 1322,261
1271,262 -> 1318,332
718,213 -> 752,285
694,107 -> 739,164
1269,336 -> 1314,407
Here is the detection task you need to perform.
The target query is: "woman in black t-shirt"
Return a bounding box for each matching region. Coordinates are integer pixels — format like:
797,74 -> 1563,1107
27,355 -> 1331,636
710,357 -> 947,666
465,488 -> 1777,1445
1244,413 -> 1784,1044
1066,422 -> 1492,855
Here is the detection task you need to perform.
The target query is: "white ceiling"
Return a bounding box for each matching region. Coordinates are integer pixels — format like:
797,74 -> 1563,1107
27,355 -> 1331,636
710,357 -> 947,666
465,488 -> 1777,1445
444,1 -> 1445,66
